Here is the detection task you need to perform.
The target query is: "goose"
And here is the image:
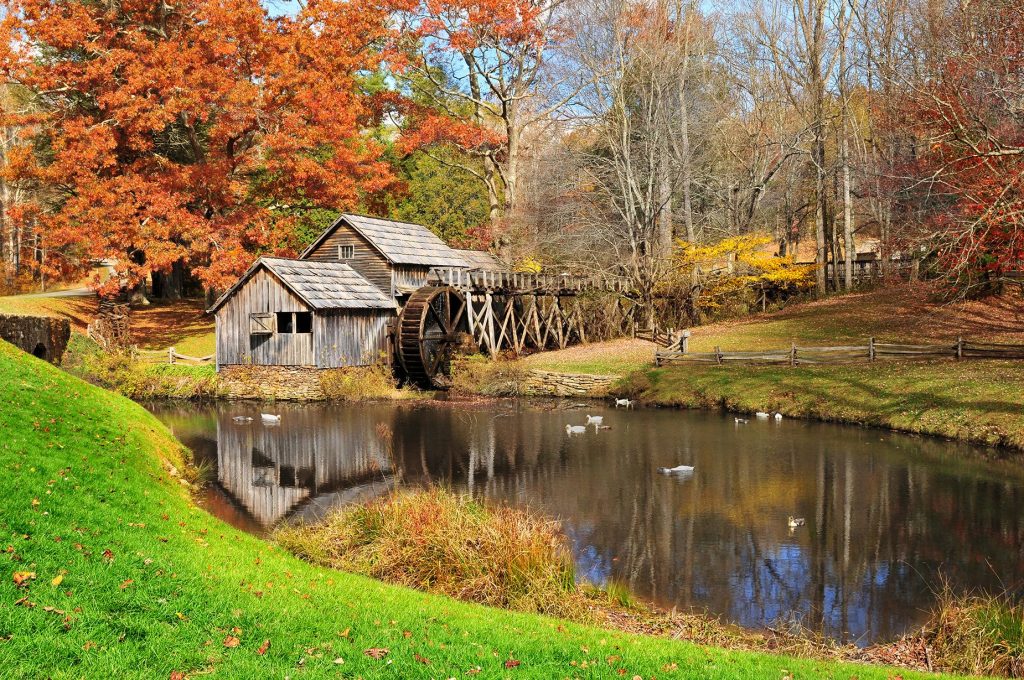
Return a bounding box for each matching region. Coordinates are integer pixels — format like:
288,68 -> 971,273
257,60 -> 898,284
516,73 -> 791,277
658,465 -> 695,474
232,416 -> 253,424
735,417 -> 749,424
774,412 -> 783,421
614,398 -> 634,409
586,415 -> 604,426
787,516 -> 805,528
565,424 -> 587,435
261,413 -> 281,424
755,411 -> 770,419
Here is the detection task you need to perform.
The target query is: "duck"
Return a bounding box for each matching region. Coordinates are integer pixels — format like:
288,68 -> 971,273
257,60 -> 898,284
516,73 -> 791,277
756,411 -> 770,419
232,416 -> 253,424
658,465 -> 695,474
261,413 -> 281,424
586,415 -> 604,426
565,424 -> 587,435
735,417 -> 749,424
787,516 -> 805,528
774,412 -> 783,421
614,398 -> 634,409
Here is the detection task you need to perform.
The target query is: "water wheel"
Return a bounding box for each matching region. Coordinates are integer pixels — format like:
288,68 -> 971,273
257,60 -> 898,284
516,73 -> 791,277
396,286 -> 468,389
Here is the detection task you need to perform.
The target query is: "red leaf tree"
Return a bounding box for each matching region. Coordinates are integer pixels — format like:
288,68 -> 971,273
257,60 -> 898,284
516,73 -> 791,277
0,0 -> 401,292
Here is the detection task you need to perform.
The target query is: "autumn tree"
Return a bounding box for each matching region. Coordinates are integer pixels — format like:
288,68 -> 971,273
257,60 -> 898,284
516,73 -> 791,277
0,0 -> 400,295
890,0 -> 1024,288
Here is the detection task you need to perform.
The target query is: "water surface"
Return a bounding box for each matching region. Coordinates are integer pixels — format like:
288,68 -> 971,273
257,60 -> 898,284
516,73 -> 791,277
148,399 -> 1024,644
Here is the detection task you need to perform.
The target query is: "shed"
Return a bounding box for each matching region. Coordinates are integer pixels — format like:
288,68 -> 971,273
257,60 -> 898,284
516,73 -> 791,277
208,257 -> 397,369
299,213 -> 469,296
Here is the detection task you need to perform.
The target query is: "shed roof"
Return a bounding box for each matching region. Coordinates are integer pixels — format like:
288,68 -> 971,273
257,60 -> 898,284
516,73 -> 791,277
453,249 -> 507,272
299,214 -> 469,268
208,257 -> 397,313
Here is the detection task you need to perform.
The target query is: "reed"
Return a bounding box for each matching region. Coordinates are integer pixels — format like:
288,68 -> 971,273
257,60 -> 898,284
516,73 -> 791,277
275,487 -> 585,619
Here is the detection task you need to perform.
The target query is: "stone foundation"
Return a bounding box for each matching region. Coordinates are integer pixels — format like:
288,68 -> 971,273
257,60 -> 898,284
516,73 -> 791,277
522,370 -> 618,397
0,314 -> 71,364
219,365 -> 327,400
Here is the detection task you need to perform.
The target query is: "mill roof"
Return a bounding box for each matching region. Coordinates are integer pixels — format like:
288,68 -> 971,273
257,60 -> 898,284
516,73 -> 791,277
207,257 -> 397,313
453,249 -> 507,272
299,213 -> 469,268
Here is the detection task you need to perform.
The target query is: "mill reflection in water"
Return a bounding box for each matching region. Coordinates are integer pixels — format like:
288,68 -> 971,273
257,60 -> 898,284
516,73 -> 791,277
150,400 -> 1024,645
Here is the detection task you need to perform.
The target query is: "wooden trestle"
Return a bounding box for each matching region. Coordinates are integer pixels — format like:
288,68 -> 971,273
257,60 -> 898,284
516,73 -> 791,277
427,268 -> 632,357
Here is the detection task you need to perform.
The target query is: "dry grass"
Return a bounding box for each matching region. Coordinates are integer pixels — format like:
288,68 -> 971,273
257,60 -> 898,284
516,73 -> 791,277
451,353 -> 531,396
318,362 -> 420,401
275,488 -> 585,620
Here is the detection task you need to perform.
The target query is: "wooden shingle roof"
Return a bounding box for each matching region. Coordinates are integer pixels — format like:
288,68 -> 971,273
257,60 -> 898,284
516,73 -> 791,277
208,257 -> 397,313
299,214 -> 469,268
453,249 -> 506,272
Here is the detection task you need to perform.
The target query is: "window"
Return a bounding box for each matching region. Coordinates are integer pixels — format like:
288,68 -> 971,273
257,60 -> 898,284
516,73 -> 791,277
276,312 -> 294,334
338,244 -> 355,259
249,312 -> 274,334
273,311 -> 313,334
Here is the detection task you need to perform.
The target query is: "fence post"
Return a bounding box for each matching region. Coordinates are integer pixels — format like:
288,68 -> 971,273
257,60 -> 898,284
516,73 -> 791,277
679,330 -> 691,354
956,336 -> 963,360
790,342 -> 797,367
168,346 -> 175,364
869,337 -> 875,362
715,345 -> 722,365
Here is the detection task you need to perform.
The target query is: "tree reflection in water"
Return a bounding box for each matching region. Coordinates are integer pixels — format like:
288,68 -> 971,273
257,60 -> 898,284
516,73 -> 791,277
150,400 -> 1024,644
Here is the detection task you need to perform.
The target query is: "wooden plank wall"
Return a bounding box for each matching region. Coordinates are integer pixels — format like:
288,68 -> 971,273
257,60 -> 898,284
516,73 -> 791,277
314,310 -> 393,367
392,265 -> 433,293
216,268 -> 313,366
304,222 -> 393,294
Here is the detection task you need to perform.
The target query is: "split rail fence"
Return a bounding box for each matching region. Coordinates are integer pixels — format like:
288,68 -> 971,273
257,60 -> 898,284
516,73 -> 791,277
135,347 -> 214,365
655,337 -> 1024,367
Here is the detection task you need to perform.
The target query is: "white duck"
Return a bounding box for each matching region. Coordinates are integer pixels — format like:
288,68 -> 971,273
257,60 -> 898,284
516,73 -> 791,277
565,424 -> 586,435
787,516 -> 806,528
774,412 -> 783,421
586,415 -> 604,426
614,398 -> 634,409
735,417 -> 749,424
261,413 -> 281,424
658,465 -> 695,474
232,416 -> 253,424
756,411 -> 770,419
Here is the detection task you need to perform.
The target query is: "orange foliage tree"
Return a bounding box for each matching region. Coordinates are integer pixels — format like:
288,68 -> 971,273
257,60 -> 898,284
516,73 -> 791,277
0,0 -> 404,292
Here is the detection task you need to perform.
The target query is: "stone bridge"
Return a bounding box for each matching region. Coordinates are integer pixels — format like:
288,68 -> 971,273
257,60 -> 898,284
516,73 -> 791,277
0,314 -> 72,364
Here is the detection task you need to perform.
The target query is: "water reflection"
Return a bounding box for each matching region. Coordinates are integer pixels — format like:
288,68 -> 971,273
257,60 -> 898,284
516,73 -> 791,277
150,400 -> 1024,644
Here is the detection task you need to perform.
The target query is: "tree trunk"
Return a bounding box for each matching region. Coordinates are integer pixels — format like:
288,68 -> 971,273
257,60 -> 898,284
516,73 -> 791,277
657,142 -> 674,257
842,127 -> 854,290
678,89 -> 695,242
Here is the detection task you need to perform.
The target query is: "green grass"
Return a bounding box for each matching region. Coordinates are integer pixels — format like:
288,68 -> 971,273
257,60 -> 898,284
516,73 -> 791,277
0,340 -> 968,678
625,360 -> 1024,450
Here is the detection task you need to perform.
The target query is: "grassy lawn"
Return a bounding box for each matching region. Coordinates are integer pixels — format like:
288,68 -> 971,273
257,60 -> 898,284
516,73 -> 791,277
0,340 -> 964,679
631,360 -> 1024,450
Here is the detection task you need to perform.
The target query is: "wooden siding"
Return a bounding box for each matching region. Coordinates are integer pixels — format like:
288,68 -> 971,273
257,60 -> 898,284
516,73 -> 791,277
304,224 -> 393,295
392,265 -> 432,293
215,408 -> 392,527
215,268 -> 314,366
314,309 -> 393,368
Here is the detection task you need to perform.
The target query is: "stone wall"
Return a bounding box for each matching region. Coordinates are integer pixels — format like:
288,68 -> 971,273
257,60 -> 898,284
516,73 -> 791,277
522,369 -> 618,397
219,365 -> 327,401
0,314 -> 71,364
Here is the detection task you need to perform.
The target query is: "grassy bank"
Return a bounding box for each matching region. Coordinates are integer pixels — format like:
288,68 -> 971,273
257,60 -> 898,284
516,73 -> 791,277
2,340 -> 960,678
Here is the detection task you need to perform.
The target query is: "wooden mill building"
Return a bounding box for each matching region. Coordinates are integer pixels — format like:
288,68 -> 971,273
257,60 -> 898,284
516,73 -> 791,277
209,214 -> 503,370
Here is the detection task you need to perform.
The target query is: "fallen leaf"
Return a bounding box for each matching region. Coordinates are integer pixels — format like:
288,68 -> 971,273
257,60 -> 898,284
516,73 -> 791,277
51,574 -> 64,587
257,639 -> 270,655
170,672 -> 185,680
363,647 -> 389,659
414,652 -> 431,665
338,627 -> 351,638
102,549 -> 114,561
119,579 -> 133,590
333,658 -> 345,665
505,659 -> 521,669
12,571 -> 35,587
223,635 -> 241,648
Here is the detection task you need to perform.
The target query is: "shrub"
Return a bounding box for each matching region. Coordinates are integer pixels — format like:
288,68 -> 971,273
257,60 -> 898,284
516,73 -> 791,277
450,353 -> 528,396
275,488 -> 585,619
318,362 -> 418,401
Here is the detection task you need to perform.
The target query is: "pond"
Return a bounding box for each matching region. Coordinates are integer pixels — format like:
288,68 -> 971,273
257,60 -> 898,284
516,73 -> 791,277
147,399 -> 1024,645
